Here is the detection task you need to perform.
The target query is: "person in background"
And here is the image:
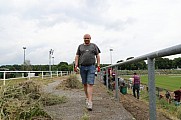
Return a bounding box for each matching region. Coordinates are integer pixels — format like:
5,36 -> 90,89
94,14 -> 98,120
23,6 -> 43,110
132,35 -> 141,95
74,34 -> 101,111
107,68 -> 112,89
165,90 -> 171,103
132,72 -> 140,99
103,70 -> 107,86
110,68 -> 116,90
103,68 -> 112,88
111,69 -> 116,82
174,87 -> 181,103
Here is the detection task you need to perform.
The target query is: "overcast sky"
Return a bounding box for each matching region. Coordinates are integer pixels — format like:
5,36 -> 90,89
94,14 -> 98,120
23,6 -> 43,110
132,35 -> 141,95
0,0 -> 181,65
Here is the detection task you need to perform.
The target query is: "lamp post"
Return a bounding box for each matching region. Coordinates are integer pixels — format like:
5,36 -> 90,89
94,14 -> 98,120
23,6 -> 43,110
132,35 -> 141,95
52,56 -> 54,71
23,47 -> 26,71
49,49 -> 54,72
110,48 -> 113,64
52,57 -> 54,65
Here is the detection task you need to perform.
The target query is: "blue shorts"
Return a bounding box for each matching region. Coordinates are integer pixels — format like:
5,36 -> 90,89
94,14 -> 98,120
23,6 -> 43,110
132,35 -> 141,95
80,65 -> 96,84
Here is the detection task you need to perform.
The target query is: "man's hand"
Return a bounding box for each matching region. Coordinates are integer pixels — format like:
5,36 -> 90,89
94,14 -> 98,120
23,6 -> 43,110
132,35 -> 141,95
74,66 -> 79,72
97,66 -> 101,72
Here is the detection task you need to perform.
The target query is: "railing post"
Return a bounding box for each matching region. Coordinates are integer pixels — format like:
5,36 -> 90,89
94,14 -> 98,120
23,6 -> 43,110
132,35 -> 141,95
3,72 -> 6,85
22,73 -> 24,78
106,68 -> 109,89
147,57 -> 157,120
51,71 -> 52,78
28,71 -> 30,80
61,71 -> 62,76
42,71 -> 43,79
115,66 -> 119,100
99,70 -> 102,81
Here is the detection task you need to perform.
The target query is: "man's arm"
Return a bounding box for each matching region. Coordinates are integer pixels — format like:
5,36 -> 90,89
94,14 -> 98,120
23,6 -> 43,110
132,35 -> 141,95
96,54 -> 100,72
96,54 -> 100,66
75,55 -> 79,67
74,55 -> 79,72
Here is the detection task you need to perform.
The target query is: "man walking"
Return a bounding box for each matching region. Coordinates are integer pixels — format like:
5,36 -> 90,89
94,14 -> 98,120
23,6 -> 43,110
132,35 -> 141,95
132,72 -> 140,99
74,34 -> 101,111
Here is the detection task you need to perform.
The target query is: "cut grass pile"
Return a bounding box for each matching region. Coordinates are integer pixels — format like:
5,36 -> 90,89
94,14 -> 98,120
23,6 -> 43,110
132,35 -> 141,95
56,74 -> 83,89
0,78 -> 67,119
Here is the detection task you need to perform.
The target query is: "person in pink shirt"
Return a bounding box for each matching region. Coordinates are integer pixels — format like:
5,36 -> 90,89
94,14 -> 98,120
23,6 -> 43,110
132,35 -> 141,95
132,72 -> 140,99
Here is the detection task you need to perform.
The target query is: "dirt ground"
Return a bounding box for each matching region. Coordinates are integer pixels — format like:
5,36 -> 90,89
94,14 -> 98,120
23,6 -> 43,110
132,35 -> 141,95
42,75 -> 171,120
119,92 -> 171,120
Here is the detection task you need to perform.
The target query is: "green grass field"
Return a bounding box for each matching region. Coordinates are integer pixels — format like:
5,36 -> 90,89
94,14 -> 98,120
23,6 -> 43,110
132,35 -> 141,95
141,75 -> 181,91
122,75 -> 181,91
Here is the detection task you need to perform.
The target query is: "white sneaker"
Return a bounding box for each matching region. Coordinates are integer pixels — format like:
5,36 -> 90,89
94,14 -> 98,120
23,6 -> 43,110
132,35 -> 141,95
86,98 -> 89,105
87,102 -> 92,111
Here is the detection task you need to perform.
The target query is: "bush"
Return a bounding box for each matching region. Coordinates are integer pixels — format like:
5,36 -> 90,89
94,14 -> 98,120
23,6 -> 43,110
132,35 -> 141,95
56,74 -> 83,89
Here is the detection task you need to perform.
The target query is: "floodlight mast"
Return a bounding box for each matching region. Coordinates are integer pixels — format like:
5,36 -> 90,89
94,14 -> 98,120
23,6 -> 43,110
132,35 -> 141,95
49,49 -> 54,72
23,47 -> 26,71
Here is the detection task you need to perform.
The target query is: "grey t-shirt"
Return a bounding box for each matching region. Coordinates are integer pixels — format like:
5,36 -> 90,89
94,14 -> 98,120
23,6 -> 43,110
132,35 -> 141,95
76,43 -> 101,66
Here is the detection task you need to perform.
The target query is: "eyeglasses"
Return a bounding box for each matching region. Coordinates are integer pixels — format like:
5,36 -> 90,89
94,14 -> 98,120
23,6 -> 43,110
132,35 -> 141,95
84,38 -> 90,39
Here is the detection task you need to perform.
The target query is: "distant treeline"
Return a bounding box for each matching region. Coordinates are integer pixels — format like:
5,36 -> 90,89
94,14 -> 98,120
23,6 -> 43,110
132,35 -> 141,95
118,69 -> 181,75
0,62 -> 73,71
0,57 -> 181,71
116,57 -> 181,70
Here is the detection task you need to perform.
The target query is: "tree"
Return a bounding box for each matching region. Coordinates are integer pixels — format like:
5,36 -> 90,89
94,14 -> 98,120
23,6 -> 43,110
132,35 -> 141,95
117,60 -> 124,63
173,57 -> 181,69
57,62 -> 69,71
155,58 -> 173,69
118,57 -> 146,70
126,57 -> 134,60
58,62 -> 68,66
59,64 -> 69,71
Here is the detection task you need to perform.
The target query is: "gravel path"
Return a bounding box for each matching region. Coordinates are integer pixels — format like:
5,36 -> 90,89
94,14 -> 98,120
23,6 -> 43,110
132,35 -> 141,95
42,75 -> 135,120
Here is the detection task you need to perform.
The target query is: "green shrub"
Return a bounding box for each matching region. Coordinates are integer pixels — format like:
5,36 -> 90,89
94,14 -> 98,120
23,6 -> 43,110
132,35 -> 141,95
157,99 -> 176,111
177,106 -> 181,119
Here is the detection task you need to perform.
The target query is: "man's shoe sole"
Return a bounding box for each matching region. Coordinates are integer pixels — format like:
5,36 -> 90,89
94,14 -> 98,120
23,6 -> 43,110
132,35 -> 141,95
87,108 -> 92,111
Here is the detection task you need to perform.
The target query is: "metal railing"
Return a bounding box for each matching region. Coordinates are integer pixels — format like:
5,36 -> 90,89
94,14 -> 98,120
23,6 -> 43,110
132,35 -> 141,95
0,70 -> 72,85
98,44 -> 181,120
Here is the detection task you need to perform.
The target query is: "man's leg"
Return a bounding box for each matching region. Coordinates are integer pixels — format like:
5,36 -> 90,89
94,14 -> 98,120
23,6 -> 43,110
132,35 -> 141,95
87,84 -> 93,111
84,84 -> 88,99
137,88 -> 140,99
84,84 -> 89,105
133,87 -> 136,98
87,84 -> 93,102
80,66 -> 89,104
86,65 -> 95,111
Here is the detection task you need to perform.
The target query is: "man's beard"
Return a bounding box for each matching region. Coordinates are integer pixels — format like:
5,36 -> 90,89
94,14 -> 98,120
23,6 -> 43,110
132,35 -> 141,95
84,40 -> 90,44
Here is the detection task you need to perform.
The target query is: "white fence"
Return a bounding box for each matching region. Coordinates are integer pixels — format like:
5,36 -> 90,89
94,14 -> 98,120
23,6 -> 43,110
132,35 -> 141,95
0,70 -> 73,85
